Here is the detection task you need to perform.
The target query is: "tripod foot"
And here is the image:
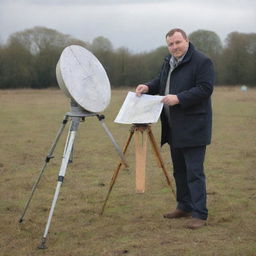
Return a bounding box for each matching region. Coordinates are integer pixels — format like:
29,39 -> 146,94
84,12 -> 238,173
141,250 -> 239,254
18,218 -> 23,223
38,238 -> 47,249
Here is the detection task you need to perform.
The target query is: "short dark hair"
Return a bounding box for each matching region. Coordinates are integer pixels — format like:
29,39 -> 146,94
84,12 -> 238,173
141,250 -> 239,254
166,28 -> 188,39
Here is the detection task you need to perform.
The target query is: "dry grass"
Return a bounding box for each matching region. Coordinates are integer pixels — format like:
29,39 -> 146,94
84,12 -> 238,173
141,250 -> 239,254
0,87 -> 256,256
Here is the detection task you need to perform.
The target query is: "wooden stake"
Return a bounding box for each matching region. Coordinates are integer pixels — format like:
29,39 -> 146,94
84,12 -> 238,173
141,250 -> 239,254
134,126 -> 148,193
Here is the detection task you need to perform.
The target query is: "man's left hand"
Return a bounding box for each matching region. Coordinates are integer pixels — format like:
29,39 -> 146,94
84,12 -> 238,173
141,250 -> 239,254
161,94 -> 179,106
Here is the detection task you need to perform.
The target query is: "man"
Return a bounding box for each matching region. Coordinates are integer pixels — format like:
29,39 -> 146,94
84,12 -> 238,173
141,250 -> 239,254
135,28 -> 214,229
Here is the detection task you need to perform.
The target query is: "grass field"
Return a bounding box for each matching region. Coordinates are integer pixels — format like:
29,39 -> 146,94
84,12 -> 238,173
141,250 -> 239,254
0,87 -> 256,256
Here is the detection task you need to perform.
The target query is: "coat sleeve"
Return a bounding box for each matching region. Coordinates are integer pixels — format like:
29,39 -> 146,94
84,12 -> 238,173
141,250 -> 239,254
144,73 -> 161,95
177,58 -> 214,109
144,57 -> 169,95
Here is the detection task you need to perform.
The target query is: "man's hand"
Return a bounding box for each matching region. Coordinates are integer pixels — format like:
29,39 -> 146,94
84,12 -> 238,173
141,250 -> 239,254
135,84 -> 149,96
161,94 -> 179,106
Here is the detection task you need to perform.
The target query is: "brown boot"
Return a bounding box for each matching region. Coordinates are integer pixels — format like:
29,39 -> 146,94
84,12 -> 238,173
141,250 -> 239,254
185,217 -> 206,229
163,209 -> 192,219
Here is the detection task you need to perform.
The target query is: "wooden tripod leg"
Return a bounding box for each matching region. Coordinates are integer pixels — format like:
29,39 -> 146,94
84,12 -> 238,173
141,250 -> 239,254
147,128 -> 176,198
134,128 -> 147,193
100,128 -> 134,215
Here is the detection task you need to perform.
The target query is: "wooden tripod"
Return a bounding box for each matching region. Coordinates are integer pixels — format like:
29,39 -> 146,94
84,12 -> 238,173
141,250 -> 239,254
100,124 -> 175,215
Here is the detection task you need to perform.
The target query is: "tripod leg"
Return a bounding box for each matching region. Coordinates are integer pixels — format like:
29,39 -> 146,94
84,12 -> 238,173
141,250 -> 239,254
147,128 -> 176,198
97,115 -> 128,167
19,115 -> 69,223
38,117 -> 80,249
100,128 -> 134,215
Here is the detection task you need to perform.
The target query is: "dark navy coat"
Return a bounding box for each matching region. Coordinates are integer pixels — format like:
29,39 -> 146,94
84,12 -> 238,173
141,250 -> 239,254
145,43 -> 214,148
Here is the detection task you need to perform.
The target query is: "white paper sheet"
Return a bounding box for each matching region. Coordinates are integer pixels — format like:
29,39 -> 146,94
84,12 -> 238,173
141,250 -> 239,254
114,91 -> 164,124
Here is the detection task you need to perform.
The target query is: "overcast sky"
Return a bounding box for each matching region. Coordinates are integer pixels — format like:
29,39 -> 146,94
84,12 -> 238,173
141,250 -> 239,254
0,0 -> 255,52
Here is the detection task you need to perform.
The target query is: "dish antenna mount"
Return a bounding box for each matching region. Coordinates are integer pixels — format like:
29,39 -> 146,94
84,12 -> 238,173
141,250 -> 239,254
19,45 -> 127,249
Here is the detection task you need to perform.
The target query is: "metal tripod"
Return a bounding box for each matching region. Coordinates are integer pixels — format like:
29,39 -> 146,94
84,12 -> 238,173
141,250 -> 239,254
100,124 -> 175,215
19,101 -> 127,249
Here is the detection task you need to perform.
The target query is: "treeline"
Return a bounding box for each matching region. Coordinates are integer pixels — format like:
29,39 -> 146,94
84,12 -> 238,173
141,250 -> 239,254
0,26 -> 255,89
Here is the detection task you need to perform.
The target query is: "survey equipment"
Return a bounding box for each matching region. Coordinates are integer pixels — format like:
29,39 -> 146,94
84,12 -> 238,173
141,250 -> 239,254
19,45 -> 127,249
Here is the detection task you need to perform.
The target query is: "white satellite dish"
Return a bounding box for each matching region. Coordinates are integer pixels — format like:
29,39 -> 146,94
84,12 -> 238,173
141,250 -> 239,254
19,45 -> 127,249
56,45 -> 111,113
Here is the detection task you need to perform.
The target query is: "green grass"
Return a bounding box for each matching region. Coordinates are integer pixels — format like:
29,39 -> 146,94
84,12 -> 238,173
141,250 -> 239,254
0,87 -> 256,256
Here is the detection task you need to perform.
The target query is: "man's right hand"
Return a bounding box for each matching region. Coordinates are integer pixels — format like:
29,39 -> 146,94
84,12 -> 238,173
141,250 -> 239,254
135,84 -> 149,96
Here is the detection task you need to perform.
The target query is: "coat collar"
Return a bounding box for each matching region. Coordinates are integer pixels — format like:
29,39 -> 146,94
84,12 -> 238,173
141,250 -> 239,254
181,42 -> 195,64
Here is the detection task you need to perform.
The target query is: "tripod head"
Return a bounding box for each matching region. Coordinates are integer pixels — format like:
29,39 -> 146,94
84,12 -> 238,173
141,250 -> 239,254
68,99 -> 96,117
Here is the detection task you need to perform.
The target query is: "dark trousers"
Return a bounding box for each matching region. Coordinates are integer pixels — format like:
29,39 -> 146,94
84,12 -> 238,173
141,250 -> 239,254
170,145 -> 208,220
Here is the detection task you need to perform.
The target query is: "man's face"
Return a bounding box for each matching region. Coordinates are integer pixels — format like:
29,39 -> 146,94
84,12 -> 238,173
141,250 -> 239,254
166,32 -> 189,59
